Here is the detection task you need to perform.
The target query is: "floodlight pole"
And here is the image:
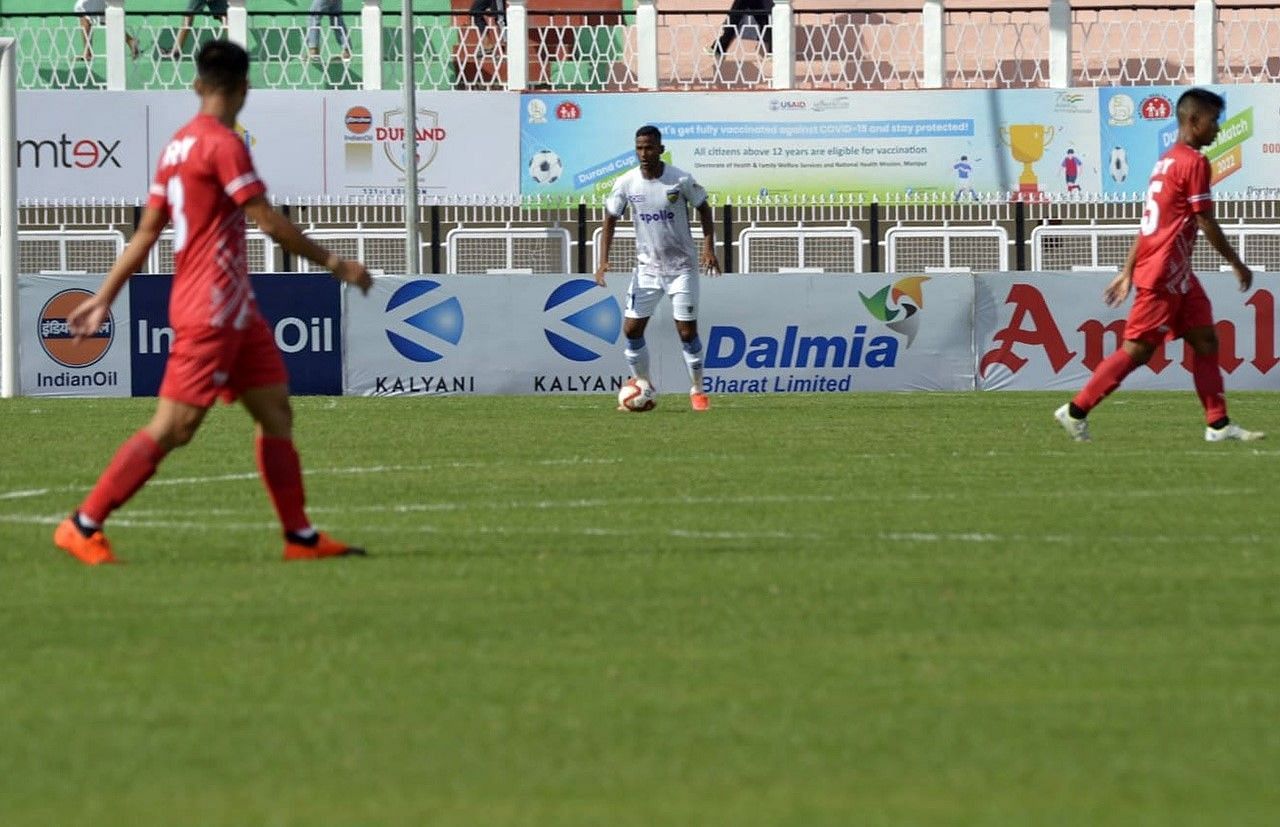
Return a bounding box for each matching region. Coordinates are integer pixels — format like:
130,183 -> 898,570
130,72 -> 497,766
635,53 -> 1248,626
1,39 -> 18,398
402,0 -> 421,276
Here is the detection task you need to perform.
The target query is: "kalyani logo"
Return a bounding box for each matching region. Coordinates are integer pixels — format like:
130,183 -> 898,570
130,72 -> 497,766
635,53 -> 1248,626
376,280 -> 472,395
980,284 -> 1280,378
702,277 -> 929,393
542,280 -> 621,362
536,280 -> 626,392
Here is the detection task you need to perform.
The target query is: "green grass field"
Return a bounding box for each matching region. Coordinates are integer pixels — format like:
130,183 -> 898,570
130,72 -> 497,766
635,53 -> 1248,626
2,391 -> 1279,826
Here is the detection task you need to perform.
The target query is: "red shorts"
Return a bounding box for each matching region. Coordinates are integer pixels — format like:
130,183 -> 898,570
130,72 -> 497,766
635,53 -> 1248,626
1124,279 -> 1214,345
159,314 -> 288,407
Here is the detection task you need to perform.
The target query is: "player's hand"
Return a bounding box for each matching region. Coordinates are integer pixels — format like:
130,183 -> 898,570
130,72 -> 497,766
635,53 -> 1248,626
593,264 -> 608,287
1103,271 -> 1132,308
333,258 -> 372,295
1233,261 -> 1253,292
65,296 -> 110,341
702,253 -> 722,277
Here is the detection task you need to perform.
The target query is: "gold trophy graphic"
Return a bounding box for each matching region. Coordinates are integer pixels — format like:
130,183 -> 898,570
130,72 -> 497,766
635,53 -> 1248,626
1000,123 -> 1055,201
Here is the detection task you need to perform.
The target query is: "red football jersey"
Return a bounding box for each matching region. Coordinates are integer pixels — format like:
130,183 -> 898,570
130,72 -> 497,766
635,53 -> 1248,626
146,114 -> 267,329
1131,141 -> 1213,294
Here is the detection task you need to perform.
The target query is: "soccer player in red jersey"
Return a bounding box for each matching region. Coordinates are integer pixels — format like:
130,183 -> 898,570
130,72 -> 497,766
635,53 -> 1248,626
53,40 -> 374,565
1054,88 -> 1264,444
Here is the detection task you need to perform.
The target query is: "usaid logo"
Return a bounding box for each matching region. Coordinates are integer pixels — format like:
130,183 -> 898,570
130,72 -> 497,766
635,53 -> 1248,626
543,279 -> 621,361
385,280 -> 464,363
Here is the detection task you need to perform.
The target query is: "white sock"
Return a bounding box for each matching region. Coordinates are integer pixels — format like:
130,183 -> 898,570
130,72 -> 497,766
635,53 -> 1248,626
682,335 -> 704,393
625,337 -> 650,381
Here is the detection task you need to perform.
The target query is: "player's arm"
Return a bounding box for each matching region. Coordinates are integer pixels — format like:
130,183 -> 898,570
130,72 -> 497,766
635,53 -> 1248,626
594,212 -> 619,286
1196,211 -> 1252,291
66,204 -> 167,340
242,196 -> 372,294
696,201 -> 720,276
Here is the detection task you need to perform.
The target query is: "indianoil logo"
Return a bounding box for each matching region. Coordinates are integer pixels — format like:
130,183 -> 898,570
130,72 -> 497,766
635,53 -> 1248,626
38,289 -> 114,368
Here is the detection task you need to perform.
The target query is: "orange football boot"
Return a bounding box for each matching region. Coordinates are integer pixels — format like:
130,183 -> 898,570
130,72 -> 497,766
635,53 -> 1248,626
53,517 -> 118,566
283,532 -> 367,561
690,392 -> 711,412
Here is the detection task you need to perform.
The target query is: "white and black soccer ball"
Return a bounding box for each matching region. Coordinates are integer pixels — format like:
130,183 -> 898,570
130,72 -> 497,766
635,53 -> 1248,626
1109,146 -> 1128,183
529,149 -> 563,185
617,378 -> 656,412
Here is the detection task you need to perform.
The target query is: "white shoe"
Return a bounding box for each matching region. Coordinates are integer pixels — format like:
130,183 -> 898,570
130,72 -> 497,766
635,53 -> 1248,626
1205,423 -> 1265,442
1054,403 -> 1091,442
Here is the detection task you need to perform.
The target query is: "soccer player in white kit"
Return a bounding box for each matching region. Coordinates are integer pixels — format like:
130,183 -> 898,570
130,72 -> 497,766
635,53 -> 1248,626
594,125 -> 722,411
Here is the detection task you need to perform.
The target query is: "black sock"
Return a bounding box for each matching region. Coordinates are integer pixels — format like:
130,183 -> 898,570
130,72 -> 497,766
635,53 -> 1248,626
1208,417 -> 1230,430
72,512 -> 97,538
1068,402 -> 1087,420
285,531 -> 319,547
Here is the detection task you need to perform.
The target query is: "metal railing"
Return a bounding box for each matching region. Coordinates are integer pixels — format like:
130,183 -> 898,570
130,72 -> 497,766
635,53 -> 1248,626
3,0 -> 1279,91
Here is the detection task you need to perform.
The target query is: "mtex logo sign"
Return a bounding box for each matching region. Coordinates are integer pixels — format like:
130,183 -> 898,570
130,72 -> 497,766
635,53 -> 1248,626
129,275 -> 342,396
385,280 -> 463,363
543,279 -> 621,361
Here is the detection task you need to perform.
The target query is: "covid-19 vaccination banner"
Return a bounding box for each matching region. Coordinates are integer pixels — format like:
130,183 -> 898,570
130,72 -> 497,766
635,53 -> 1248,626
519,89 -> 1104,201
1098,85 -> 1280,199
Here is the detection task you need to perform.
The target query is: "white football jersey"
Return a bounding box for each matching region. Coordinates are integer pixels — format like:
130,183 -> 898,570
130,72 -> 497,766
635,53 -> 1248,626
604,164 -> 707,277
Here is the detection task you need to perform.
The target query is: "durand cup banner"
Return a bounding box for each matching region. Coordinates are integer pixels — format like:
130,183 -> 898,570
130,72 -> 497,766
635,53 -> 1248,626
14,272 -> 1280,397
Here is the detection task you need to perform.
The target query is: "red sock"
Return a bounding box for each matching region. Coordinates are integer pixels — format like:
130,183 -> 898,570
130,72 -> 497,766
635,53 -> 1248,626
256,435 -> 309,534
1072,349 -> 1140,414
1192,352 -> 1228,424
80,431 -> 168,524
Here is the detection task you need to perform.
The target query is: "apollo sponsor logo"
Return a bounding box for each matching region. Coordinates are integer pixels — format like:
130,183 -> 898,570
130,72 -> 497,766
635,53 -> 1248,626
638,210 -> 676,224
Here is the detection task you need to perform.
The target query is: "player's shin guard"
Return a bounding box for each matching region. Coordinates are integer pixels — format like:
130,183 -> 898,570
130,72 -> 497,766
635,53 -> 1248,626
80,431 -> 168,524
1192,351 -> 1228,424
255,435 -> 310,534
625,337 -> 650,381
1072,349 -> 1140,414
682,335 -> 704,390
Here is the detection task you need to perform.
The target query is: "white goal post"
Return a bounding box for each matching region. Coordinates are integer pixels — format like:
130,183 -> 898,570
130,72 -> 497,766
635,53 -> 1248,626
2,38 -> 18,398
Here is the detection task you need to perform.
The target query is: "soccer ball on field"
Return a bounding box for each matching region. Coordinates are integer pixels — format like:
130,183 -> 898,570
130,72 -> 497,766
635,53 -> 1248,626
529,149 -> 563,185
617,378 -> 657,412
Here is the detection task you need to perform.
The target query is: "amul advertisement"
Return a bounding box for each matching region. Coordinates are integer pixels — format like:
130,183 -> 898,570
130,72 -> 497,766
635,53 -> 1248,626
1099,85 -> 1280,199
519,90 -> 1102,201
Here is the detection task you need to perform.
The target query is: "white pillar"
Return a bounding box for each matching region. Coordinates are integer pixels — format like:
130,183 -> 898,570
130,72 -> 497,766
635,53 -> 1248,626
506,0 -> 528,91
362,0 -> 383,90
921,0 -> 944,88
1,40 -> 17,398
1047,0 -> 1072,88
636,0 -> 658,90
104,0 -> 126,90
770,0 -> 794,89
227,0 -> 248,49
1194,0 -> 1217,84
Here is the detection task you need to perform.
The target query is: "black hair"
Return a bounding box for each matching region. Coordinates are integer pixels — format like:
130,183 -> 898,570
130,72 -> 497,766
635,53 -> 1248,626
1177,87 -> 1225,123
196,40 -> 250,93
635,125 -> 662,143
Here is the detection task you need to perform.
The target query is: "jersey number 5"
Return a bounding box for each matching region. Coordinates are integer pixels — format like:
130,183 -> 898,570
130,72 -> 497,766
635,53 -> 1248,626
168,177 -> 189,253
1139,180 -> 1163,237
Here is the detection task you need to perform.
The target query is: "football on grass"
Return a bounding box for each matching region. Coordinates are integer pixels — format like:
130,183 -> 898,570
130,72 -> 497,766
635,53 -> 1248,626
617,378 -> 657,412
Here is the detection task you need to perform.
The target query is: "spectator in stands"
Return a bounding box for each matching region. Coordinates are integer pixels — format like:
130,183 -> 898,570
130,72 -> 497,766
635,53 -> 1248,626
706,0 -> 773,57
307,0 -> 352,63
75,0 -> 140,61
165,0 -> 228,59
469,0 -> 505,55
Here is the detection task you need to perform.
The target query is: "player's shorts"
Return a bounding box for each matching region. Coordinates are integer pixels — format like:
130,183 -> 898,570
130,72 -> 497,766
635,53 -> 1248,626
159,314 -> 287,408
184,0 -> 228,15
1125,278 -> 1213,345
625,271 -> 699,321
